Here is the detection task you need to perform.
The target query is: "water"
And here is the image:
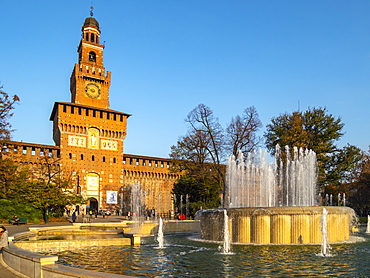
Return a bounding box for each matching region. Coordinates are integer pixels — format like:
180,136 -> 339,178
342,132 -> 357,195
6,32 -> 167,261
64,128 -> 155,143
42,231 -> 370,277
131,182 -> 143,233
220,210 -> 232,254
156,217 -> 164,248
224,145 -> 317,208
320,208 -> 331,257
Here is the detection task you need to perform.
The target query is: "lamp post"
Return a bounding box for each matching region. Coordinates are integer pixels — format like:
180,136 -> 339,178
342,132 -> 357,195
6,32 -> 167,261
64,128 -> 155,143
120,187 -> 124,216
77,175 -> 81,195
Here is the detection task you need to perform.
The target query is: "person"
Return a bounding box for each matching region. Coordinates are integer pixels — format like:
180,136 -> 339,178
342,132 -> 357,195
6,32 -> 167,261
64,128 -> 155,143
72,211 -> 77,223
0,226 -> 8,250
9,215 -> 20,225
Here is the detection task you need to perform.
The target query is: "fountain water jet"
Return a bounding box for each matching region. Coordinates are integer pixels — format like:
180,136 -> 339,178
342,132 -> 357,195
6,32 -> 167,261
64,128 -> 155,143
131,182 -> 143,233
199,146 -> 356,245
156,217 -> 164,248
221,210 -> 232,254
366,216 -> 370,234
320,208 -> 331,256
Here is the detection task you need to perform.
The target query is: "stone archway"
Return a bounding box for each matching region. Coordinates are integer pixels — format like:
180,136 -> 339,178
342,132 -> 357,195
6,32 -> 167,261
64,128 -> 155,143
89,197 -> 98,212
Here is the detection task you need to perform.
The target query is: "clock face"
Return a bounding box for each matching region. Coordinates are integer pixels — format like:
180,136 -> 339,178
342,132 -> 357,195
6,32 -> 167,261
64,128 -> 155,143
85,83 -> 101,99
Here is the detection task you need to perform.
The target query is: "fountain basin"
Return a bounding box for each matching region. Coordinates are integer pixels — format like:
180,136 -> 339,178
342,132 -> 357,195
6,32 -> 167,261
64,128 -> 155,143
199,206 -> 356,244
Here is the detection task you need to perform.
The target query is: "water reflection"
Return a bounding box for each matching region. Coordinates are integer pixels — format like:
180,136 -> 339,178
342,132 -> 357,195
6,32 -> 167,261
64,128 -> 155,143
41,232 -> 370,277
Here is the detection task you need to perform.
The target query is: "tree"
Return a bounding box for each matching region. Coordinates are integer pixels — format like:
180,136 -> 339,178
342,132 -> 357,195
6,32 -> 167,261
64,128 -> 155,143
347,148 -> 370,215
225,106 -> 262,158
325,144 -> 363,185
172,175 -> 220,216
0,86 -> 82,220
170,104 -> 262,209
0,86 -> 19,146
21,150 -> 84,215
0,151 -> 83,221
264,107 -> 359,187
171,104 -> 225,184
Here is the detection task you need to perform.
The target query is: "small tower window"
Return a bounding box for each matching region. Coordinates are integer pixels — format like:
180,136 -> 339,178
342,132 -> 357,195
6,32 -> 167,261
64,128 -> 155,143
91,33 -> 95,43
85,33 -> 89,41
89,52 -> 96,62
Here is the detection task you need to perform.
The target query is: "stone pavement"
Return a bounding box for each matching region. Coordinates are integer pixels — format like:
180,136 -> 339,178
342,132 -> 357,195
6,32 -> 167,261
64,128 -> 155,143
0,215 -> 129,277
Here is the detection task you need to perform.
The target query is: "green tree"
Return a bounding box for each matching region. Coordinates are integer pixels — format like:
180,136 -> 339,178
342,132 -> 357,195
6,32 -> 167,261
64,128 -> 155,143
21,151 -> 84,216
264,107 -> 361,187
172,175 -> 220,217
0,152 -> 83,220
326,144 -> 363,185
347,148 -> 370,215
0,86 -> 82,220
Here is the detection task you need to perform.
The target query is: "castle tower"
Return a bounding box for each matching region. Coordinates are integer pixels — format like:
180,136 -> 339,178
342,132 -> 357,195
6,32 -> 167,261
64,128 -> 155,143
50,13 -> 130,212
70,15 -> 110,109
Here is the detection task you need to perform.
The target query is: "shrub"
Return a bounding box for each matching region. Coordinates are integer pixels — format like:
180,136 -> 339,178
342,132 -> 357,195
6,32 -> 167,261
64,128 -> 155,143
0,199 -> 42,222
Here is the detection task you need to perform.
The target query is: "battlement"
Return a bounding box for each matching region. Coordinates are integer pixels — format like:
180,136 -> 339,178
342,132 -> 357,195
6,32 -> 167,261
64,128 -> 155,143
2,141 -> 60,163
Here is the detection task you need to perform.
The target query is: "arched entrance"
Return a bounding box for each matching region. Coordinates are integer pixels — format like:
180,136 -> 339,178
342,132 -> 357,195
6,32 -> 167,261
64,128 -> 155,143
88,197 -> 98,212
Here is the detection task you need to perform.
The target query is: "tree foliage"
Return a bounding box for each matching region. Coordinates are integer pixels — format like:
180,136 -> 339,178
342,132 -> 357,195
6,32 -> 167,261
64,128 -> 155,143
0,86 -> 19,144
347,148 -> 370,215
172,175 -> 220,216
325,144 -> 363,185
0,150 -> 83,221
0,86 -> 82,221
20,152 -> 84,211
170,104 -> 262,209
264,107 -> 360,186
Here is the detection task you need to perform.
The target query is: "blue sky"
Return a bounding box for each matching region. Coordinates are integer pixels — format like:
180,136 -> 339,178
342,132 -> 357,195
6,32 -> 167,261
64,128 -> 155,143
1,1 -> 369,158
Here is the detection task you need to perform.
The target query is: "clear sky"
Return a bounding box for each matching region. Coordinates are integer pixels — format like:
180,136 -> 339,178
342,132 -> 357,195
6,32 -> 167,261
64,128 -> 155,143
1,1 -> 369,158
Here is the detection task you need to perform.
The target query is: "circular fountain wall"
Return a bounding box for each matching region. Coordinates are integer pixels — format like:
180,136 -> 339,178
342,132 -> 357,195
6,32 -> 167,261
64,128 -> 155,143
199,206 -> 355,244
199,146 -> 356,244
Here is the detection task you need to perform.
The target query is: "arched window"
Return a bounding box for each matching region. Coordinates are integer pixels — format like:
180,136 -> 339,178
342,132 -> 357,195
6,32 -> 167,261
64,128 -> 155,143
92,155 -> 95,161
103,156 -> 106,162
81,154 -> 84,160
89,51 -> 96,62
69,153 -> 72,159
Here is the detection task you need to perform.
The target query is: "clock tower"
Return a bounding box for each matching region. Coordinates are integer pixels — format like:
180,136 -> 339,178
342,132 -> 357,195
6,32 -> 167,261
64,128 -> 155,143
70,14 -> 111,109
50,13 -> 130,212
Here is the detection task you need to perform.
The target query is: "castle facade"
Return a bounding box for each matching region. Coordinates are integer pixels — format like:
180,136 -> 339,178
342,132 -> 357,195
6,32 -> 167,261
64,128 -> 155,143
5,15 -> 180,216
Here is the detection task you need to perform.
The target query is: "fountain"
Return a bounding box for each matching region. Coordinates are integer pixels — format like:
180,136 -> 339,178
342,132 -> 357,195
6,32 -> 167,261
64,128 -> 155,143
319,208 -> 331,256
220,209 -> 232,254
199,146 -> 356,244
366,215 -> 370,234
156,217 -> 165,248
131,182 -> 143,233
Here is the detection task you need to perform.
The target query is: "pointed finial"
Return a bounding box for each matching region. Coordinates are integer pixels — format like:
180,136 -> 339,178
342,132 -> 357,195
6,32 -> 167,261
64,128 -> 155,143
90,6 -> 94,17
